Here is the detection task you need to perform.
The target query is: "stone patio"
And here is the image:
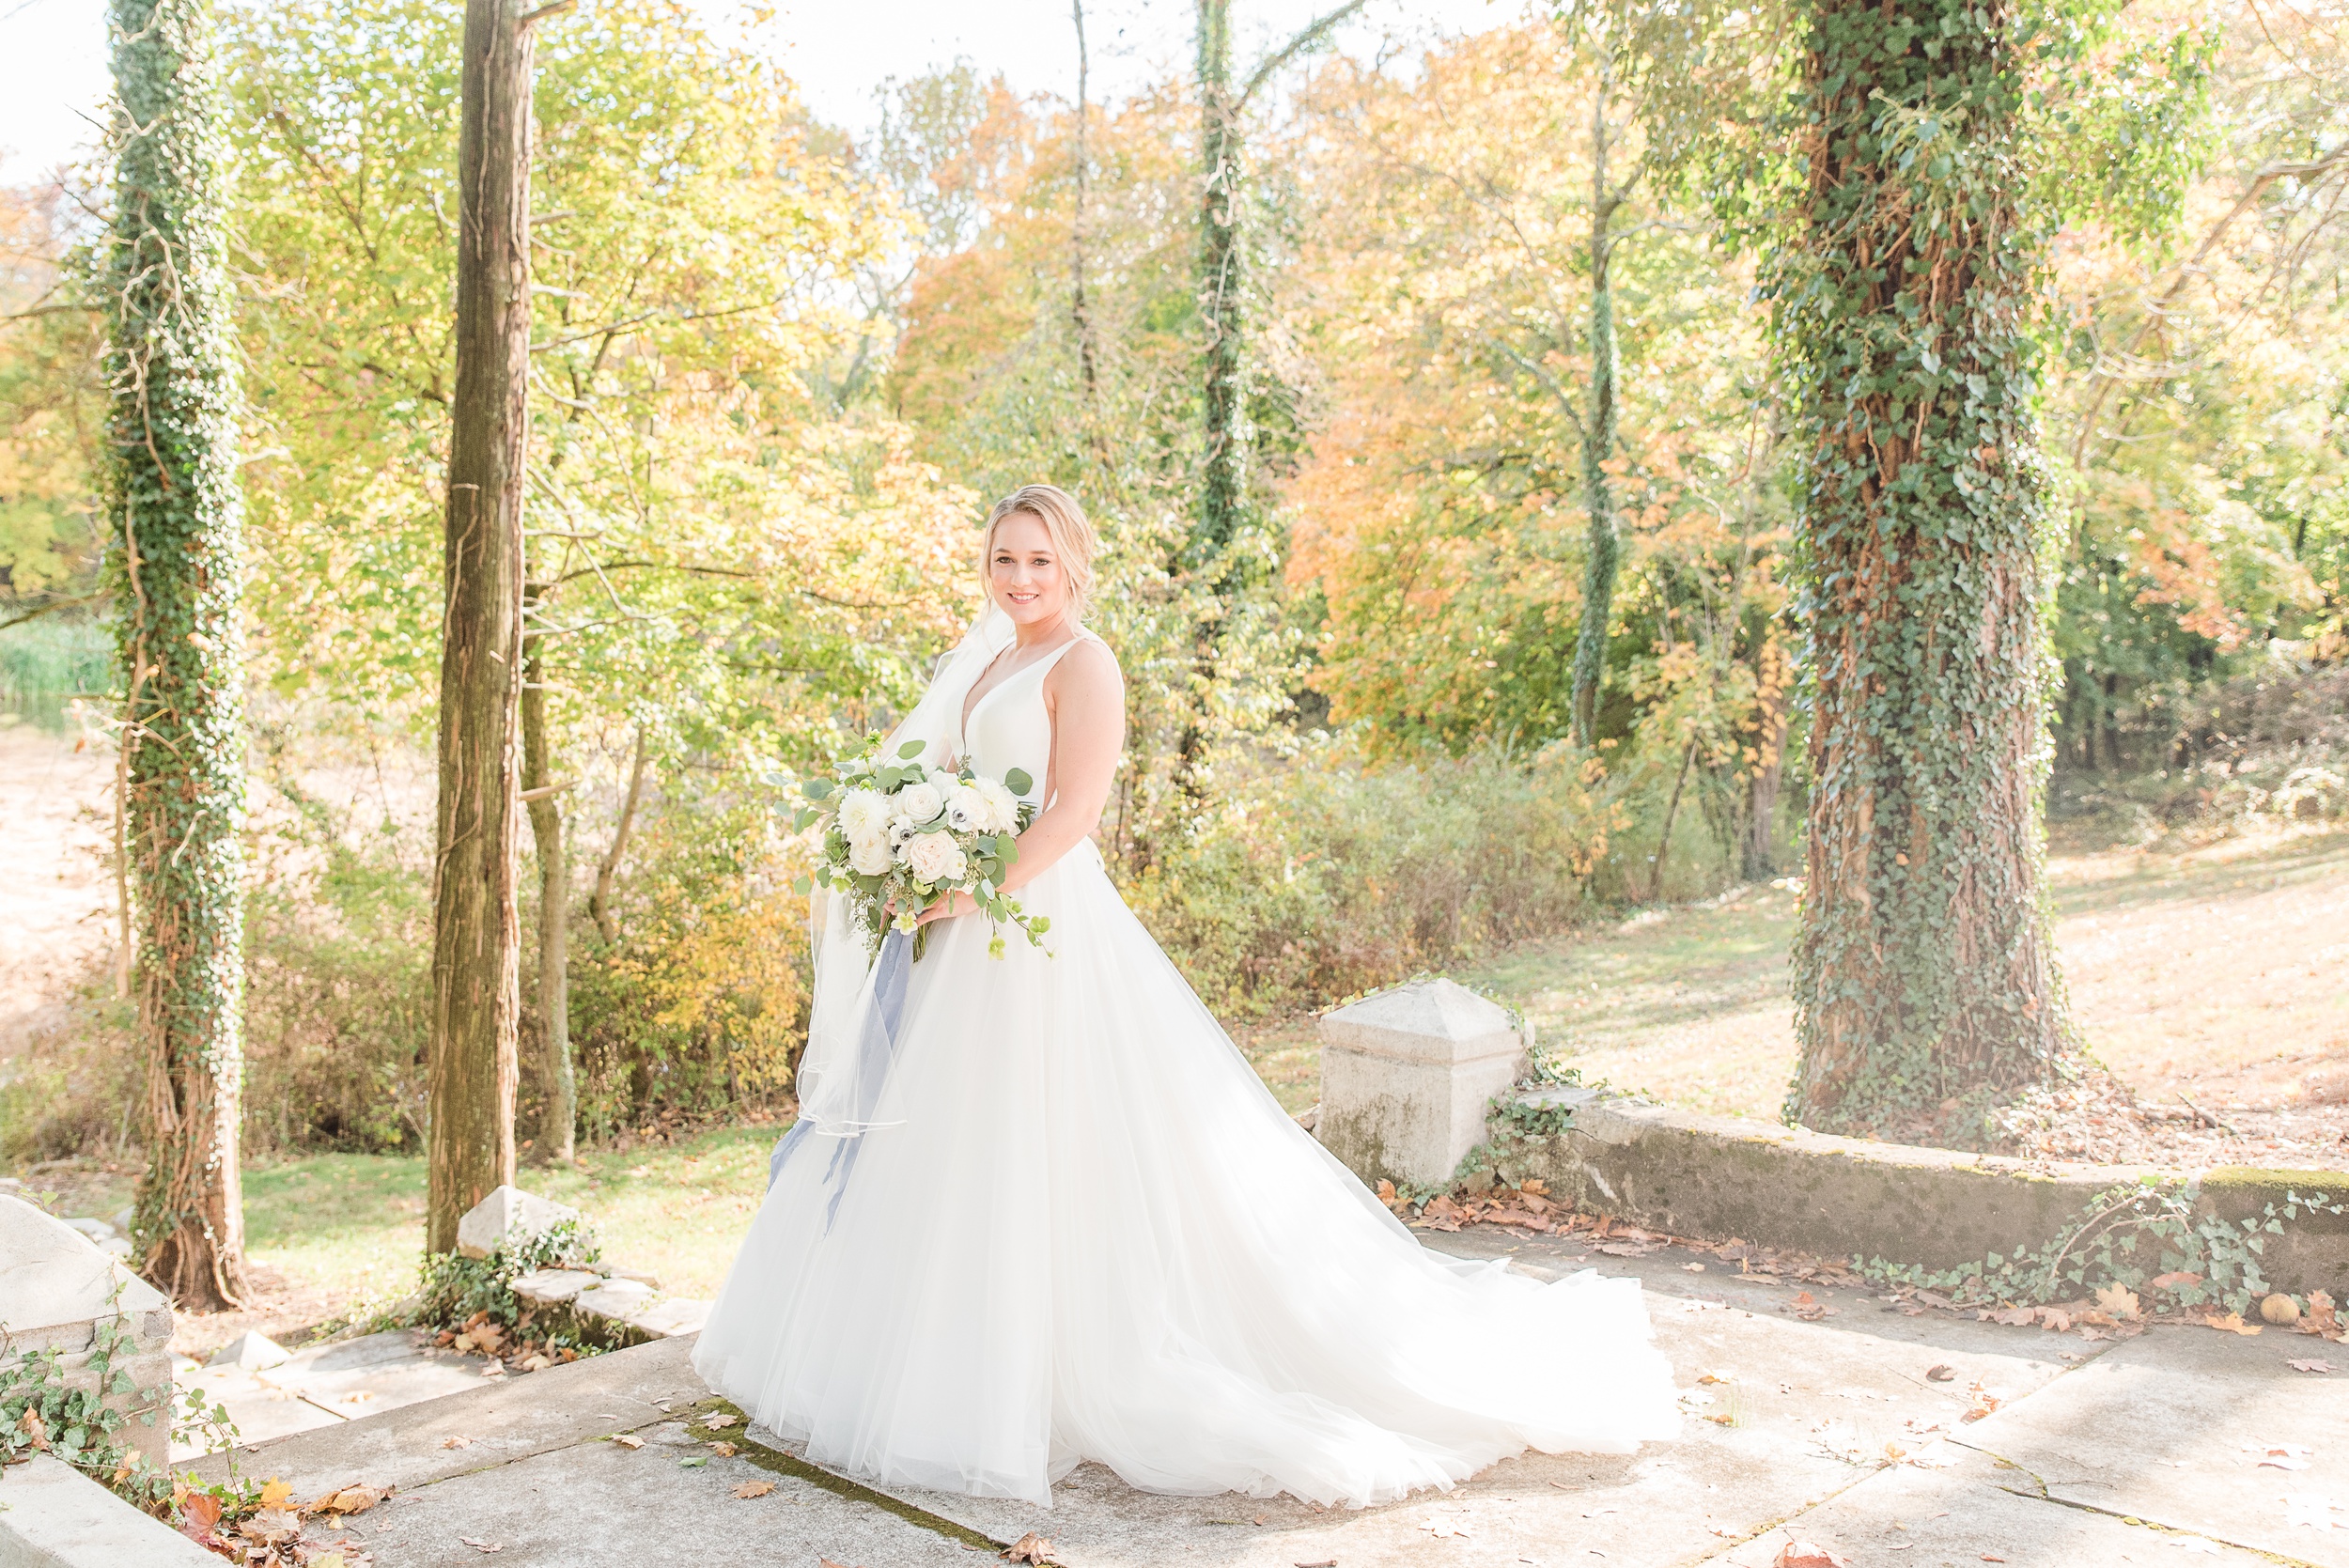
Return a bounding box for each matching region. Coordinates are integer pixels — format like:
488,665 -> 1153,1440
182,1228 -> 2347,1567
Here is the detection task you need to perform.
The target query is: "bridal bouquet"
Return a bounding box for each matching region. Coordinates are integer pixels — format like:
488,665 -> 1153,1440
791,738 -> 1051,960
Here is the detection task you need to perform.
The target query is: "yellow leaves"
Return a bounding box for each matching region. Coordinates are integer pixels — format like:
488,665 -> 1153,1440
733,1480 -> 774,1499
257,1478 -> 294,1508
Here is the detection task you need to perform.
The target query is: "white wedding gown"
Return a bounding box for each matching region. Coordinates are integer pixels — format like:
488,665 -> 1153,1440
693,620 -> 1678,1509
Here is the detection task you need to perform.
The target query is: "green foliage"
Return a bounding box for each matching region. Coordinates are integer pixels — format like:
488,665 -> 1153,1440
0,1277 -> 251,1518
0,616 -> 112,730
415,1214 -> 601,1333
1857,1180 -> 2345,1315
1123,736 -> 1610,1017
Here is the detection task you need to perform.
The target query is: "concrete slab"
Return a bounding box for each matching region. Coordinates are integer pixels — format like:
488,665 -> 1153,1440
0,1453 -> 219,1567
1950,1324 -> 2349,1567
348,1419 -> 981,1567
174,1229 -> 2345,1568
255,1327 -> 489,1416
778,1233 -> 2086,1568
185,1333 -> 712,1497
1715,1447 -> 2281,1568
172,1358 -> 345,1460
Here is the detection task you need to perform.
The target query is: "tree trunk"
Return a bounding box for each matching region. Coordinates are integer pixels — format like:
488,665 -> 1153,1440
1071,0 -> 1097,405
105,0 -> 251,1312
1193,0 -> 1243,567
428,0 -> 542,1252
520,590 -> 574,1163
1782,0 -> 2072,1138
1571,54 -> 1624,750
1741,675 -> 1788,880
591,727 -> 647,945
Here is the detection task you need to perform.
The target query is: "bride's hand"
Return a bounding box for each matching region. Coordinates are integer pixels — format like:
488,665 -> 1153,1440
913,892 -> 973,927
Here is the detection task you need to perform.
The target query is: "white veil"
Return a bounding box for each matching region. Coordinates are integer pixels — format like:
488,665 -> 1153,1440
789,604 -> 1014,1142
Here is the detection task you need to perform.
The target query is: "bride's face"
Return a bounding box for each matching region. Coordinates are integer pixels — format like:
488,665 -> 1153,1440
988,512 -> 1069,628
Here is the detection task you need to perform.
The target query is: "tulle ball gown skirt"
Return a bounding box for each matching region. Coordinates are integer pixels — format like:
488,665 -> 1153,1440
692,841 -> 1679,1508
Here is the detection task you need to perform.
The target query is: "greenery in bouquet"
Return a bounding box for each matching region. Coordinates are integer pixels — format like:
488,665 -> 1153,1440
791,739 -> 1052,959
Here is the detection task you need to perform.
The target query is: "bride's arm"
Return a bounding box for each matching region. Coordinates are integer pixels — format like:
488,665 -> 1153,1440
1001,640 -> 1124,894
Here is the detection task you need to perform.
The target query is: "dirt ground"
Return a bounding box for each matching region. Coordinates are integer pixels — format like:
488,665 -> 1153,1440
0,721 -> 118,1059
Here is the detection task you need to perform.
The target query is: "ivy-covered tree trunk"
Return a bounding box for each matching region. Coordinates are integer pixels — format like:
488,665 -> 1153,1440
1193,0 -> 1244,566
104,0 -> 251,1311
1571,56 -> 1625,750
428,0 -> 540,1251
1781,0 -> 2074,1137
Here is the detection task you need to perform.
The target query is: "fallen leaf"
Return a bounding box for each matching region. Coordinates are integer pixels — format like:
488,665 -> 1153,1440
2287,1358 -> 2335,1374
520,1354 -> 553,1372
680,1456 -> 708,1467
611,1434 -> 645,1450
2149,1271 -> 2203,1292
16,1408 -> 49,1452
1295,1560 -> 1338,1568
2092,1282 -> 2141,1322
1003,1531 -> 1057,1563
459,1537 -> 503,1554
2256,1444 -> 2312,1471
177,1491 -> 225,1547
733,1480 -> 774,1499
239,1507 -> 302,1545
1982,1557 -> 2006,1563
1775,1543 -> 1850,1568
704,1411 -> 740,1430
312,1485 -> 381,1515
1925,1364 -> 1956,1382
257,1478 -> 293,1508
708,1441 -> 739,1457
2205,1312 -> 2263,1337
441,1436 -> 474,1450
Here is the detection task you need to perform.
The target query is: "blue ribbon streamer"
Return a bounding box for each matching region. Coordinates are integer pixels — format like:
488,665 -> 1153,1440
768,928 -> 914,1232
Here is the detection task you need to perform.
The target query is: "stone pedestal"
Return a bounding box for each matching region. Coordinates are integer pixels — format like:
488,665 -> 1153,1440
1314,978 -> 1528,1190
456,1185 -> 584,1260
0,1196 -> 175,1468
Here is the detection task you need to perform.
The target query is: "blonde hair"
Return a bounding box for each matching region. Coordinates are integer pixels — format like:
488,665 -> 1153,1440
981,484 -> 1099,624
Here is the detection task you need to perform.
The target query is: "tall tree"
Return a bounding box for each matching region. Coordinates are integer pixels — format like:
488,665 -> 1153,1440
1568,33 -> 1626,749
1778,0 -> 2072,1136
1190,0 -> 1364,567
105,0 -> 251,1310
428,0 -> 566,1250
520,586 -> 575,1163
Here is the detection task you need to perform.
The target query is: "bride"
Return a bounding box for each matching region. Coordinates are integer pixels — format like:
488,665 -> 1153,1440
692,484 -> 1677,1508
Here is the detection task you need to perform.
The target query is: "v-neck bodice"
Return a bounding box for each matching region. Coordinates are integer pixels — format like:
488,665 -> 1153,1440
956,635 -> 1090,804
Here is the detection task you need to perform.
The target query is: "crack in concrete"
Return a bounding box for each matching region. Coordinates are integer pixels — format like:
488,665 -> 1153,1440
1963,1439 -> 2326,1568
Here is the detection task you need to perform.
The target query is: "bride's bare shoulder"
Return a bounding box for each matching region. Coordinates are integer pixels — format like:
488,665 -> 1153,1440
1049,633 -> 1124,703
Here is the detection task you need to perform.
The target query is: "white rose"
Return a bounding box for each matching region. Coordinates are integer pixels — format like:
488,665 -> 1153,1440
836,787 -> 891,840
848,834 -> 894,877
901,831 -> 968,887
893,780 -> 944,828
939,781 -> 985,831
968,775 -> 1022,833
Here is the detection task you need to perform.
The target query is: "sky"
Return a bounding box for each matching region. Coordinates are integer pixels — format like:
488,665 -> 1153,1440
0,0 -> 1518,186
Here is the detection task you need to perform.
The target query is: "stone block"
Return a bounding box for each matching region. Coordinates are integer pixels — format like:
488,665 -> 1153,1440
1315,978 -> 1527,1189
510,1268 -> 601,1306
0,1196 -> 173,1468
0,1453 -> 219,1567
455,1185 -> 583,1260
206,1331 -> 289,1373
626,1298 -> 710,1339
571,1279 -> 656,1321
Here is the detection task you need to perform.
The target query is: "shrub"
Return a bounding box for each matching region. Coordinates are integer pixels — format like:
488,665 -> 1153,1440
1121,736 -> 1612,1017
